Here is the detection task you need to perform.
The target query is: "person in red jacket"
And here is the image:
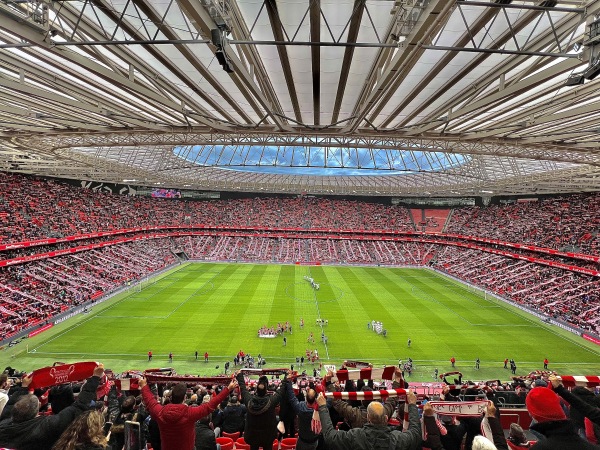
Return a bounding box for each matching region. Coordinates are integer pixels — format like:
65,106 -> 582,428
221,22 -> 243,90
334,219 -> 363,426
139,374 -> 237,450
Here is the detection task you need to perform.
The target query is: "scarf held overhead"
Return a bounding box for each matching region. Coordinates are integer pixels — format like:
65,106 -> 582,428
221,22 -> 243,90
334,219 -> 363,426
330,366 -> 396,382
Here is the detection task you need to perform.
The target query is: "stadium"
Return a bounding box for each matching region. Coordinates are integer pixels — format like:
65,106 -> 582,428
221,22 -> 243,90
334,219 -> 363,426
0,1 -> 599,449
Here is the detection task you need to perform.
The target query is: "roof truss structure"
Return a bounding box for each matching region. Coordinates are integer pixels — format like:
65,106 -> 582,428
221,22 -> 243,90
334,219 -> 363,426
1,0 -> 600,197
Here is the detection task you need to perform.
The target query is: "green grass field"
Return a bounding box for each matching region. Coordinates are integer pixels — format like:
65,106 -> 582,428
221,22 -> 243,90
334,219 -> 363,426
2,262 -> 599,381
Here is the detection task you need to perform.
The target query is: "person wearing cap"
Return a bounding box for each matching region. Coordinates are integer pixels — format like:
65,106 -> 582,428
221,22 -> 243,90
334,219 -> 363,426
236,371 -> 288,450
525,386 -> 599,450
139,373 -> 237,450
0,363 -> 105,450
315,389 -> 421,450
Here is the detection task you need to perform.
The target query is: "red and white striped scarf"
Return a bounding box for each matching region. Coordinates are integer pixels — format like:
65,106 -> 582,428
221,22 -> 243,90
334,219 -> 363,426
559,375 -> 600,387
325,388 -> 406,400
330,366 -> 396,383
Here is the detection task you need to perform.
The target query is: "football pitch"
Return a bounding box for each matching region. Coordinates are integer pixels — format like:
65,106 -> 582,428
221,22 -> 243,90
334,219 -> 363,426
3,262 -> 600,381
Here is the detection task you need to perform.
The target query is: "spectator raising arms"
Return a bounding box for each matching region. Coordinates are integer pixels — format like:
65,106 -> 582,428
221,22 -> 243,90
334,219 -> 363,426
0,363 -> 105,450
525,386 -> 599,450
315,389 -> 422,450
236,371 -> 288,450
139,373 -> 237,450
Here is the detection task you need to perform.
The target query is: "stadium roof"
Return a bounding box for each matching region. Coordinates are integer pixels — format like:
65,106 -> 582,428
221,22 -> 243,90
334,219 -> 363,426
1,0 -> 600,197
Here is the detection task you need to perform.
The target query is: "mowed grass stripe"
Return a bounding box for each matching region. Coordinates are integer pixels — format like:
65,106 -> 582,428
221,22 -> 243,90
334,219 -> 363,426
400,273 -> 507,326
308,266 -> 359,359
204,264 -> 271,357
320,266 -> 396,360
378,268 -> 465,358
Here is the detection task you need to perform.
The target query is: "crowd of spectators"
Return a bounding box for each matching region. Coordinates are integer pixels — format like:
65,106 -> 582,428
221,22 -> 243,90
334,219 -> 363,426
1,173 -> 599,259
445,195 -> 600,255
410,209 -> 450,232
0,240 -> 176,341
1,362 -> 599,450
172,236 -> 437,267
0,173 -> 415,245
432,246 -> 600,334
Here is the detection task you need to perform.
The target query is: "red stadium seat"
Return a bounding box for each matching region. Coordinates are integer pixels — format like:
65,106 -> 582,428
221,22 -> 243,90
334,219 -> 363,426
507,441 -> 536,450
216,437 -> 234,450
222,431 -> 240,441
236,437 -> 250,449
280,437 -> 297,449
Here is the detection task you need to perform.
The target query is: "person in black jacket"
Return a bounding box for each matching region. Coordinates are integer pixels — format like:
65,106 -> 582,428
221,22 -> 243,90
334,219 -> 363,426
0,363 -> 104,450
439,414 -> 466,450
236,372 -> 287,450
278,385 -> 296,439
421,403 -> 444,450
216,395 -> 246,434
285,379 -> 320,450
525,386 -> 600,450
107,394 -> 137,450
549,375 -> 600,427
194,414 -> 217,450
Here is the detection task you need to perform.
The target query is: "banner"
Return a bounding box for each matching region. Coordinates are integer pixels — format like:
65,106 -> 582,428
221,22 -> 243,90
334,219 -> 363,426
240,368 -> 291,376
583,334 -> 600,346
54,306 -> 86,325
428,401 -> 488,417
343,360 -> 373,368
28,323 -> 53,338
28,361 -> 98,390
143,373 -> 231,385
549,319 -> 582,336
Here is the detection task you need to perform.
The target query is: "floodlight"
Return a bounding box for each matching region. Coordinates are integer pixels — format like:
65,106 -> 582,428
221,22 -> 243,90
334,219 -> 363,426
583,58 -> 600,80
565,74 -> 585,86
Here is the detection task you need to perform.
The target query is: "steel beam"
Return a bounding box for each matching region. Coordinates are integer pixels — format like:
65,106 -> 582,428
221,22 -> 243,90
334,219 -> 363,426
10,129 -> 600,166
